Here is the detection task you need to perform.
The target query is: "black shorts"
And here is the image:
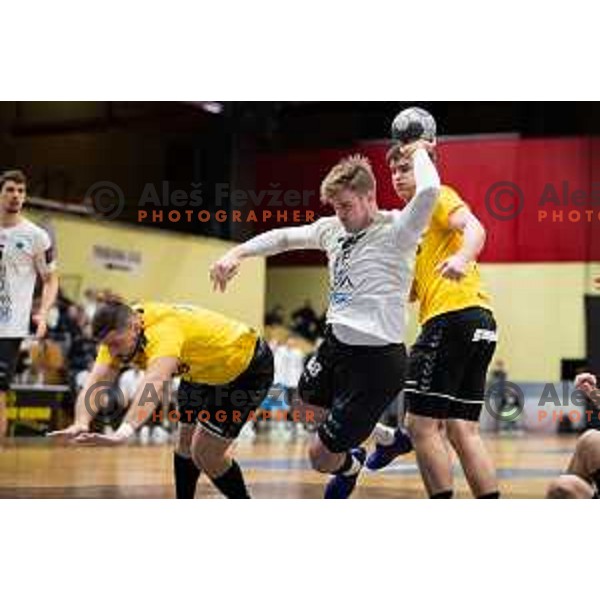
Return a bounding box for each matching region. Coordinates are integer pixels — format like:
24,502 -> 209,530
405,307 -> 497,422
177,338 -> 274,440
0,338 -> 22,392
298,329 -> 407,453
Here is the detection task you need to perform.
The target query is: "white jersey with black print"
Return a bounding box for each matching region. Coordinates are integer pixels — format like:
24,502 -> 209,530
0,218 -> 56,338
238,149 -> 440,345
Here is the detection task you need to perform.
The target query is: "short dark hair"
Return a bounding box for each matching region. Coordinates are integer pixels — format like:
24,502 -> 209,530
92,300 -> 133,341
0,169 -> 27,192
385,143 -> 437,165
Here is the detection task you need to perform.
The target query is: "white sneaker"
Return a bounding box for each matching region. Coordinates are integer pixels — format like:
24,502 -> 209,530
139,426 -> 150,444
151,426 -> 170,444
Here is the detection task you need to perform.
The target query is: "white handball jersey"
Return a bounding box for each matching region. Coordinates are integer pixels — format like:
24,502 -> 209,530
0,218 -> 57,338
239,149 -> 440,345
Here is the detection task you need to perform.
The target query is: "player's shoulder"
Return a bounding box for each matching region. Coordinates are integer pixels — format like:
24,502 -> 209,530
19,217 -> 51,242
312,215 -> 342,241
313,215 -> 339,230
439,184 -> 468,207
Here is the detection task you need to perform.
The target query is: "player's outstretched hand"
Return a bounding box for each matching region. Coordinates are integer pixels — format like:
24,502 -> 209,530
47,423 -> 89,442
437,253 -> 469,281
210,251 -> 241,292
399,139 -> 436,158
71,432 -> 128,446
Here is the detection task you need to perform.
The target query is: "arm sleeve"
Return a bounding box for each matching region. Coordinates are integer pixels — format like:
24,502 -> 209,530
238,220 -> 328,257
431,186 -> 467,229
393,149 -> 441,245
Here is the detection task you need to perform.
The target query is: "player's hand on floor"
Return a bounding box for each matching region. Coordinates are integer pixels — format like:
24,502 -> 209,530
47,423 -> 89,442
210,253 -> 240,292
71,432 -> 127,446
437,253 -> 469,281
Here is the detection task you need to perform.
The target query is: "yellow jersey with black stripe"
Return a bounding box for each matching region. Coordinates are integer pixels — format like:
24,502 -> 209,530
413,185 -> 492,325
95,302 -> 258,385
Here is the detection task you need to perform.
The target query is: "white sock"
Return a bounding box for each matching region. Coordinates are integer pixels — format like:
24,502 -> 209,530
344,456 -> 363,476
373,423 -> 396,446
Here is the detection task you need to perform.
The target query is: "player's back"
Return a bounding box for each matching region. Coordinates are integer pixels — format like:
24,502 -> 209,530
136,302 -> 258,385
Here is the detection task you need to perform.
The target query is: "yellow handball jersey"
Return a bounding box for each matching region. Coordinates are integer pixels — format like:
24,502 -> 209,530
95,302 -> 258,385
412,185 -> 493,325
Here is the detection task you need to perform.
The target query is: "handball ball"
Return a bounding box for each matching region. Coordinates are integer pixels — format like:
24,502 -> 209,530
391,107 -> 437,143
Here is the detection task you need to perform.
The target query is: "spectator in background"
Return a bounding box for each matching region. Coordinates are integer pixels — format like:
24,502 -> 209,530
291,299 -> 319,341
74,357 -> 94,393
29,338 -> 66,385
273,334 -> 306,404
82,288 -> 98,322
265,304 -> 285,327
68,323 -> 97,374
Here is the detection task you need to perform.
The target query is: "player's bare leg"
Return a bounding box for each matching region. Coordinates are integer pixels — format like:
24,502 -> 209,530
191,426 -> 250,498
446,419 -> 499,498
546,430 -> 600,499
309,436 -> 353,473
546,475 -> 594,499
406,413 -> 454,497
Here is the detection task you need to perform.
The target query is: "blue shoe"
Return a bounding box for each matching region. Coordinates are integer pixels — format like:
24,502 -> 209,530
366,426 -> 413,471
324,447 -> 367,499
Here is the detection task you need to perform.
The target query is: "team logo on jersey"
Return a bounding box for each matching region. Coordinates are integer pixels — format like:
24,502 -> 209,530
330,231 -> 366,306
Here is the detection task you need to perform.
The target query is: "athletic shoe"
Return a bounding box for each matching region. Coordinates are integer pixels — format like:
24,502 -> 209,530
324,447 -> 367,499
366,426 -> 413,470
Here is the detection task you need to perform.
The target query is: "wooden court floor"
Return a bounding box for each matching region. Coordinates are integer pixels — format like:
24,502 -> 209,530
0,432 -> 579,499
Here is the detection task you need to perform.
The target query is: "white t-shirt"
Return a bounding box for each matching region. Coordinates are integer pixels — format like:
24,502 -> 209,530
0,218 -> 56,338
240,149 -> 440,345
273,344 -> 305,388
119,368 -> 145,403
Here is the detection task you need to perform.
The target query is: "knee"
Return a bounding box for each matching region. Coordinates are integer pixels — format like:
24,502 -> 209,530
576,429 -> 600,455
446,420 -> 478,447
546,475 -> 591,499
191,431 -> 228,477
406,413 -> 438,442
308,439 -> 336,473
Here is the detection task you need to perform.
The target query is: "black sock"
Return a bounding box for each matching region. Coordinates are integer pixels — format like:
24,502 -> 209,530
210,460 -> 250,499
591,469 -> 600,492
173,453 -> 201,499
430,490 -> 454,499
478,491 -> 501,499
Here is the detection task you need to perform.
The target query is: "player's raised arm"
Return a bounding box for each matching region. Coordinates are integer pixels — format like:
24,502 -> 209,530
210,222 -> 325,292
73,356 -> 179,446
47,361 -> 120,441
394,142 -> 440,241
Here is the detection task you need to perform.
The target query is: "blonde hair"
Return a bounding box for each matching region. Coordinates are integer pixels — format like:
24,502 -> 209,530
320,154 -> 376,203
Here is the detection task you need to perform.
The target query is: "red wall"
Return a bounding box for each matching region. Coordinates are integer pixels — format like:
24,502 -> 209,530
255,136 -> 600,265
